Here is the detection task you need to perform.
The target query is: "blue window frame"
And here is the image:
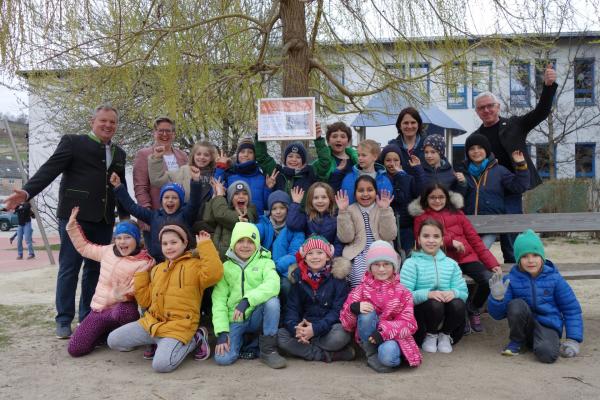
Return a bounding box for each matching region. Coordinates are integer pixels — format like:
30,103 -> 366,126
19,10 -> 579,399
447,63 -> 467,109
472,61 -> 493,107
574,58 -> 595,106
510,60 -> 531,107
536,143 -> 556,179
409,62 -> 430,98
575,143 -> 595,178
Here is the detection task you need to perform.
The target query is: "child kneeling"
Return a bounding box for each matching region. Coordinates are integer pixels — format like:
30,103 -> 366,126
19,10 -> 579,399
488,229 -> 583,363
212,222 -> 286,368
340,241 -> 422,372
278,236 -> 353,362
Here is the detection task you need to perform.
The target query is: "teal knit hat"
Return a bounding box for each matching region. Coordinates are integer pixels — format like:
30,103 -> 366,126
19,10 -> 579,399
513,229 -> 545,263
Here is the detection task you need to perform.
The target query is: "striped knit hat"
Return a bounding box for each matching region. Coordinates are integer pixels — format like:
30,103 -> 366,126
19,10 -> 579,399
298,235 -> 334,259
366,241 -> 400,271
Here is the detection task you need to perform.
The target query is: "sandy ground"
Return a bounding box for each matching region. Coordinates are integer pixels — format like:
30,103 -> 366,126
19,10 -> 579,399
0,238 -> 599,400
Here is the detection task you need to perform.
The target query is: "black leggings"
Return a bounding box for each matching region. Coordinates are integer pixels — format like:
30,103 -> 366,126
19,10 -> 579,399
459,261 -> 492,312
414,299 -> 466,345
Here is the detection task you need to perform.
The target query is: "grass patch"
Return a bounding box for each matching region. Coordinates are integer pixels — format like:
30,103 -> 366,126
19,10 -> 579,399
33,244 -> 61,251
0,304 -> 54,349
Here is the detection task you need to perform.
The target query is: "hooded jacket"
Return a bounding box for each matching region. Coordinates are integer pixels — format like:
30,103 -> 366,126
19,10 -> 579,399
214,160 -> 271,213
408,192 -> 499,269
488,260 -> 583,342
134,239 -> 224,344
255,214 -> 305,276
422,158 -> 467,195
312,136 -> 359,187
211,222 -> 280,335
340,164 -> 394,205
283,257 -> 350,337
340,270 -> 422,367
399,249 -> 469,305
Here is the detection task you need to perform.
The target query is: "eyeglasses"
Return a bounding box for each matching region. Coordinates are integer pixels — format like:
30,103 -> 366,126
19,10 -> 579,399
476,103 -> 498,112
427,195 -> 446,202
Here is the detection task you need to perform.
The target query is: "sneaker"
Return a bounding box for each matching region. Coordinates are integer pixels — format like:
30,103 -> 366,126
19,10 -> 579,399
143,344 -> 157,360
422,333 -> 438,353
27,254 -> 35,260
437,333 -> 453,353
502,341 -> 522,356
55,324 -> 72,339
193,327 -> 210,361
325,345 -> 356,363
463,318 -> 472,336
16,255 -> 23,260
469,312 -> 483,333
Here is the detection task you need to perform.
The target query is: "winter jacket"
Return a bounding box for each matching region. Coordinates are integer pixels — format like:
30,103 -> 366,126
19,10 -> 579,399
340,164 -> 394,205
385,169 -> 422,229
408,193 -> 499,269
312,136 -> 359,184
134,239 -> 224,344
340,271 -> 422,367
147,158 -> 215,232
203,196 -> 258,261
211,223 -> 280,336
286,202 -> 343,256
255,215 -> 305,276
488,260 -> 583,342
337,203 -> 397,261
472,83 -> 557,190
461,156 -> 530,215
400,249 -> 469,305
388,135 -> 426,176
284,258 -> 350,337
422,159 -> 466,195
67,221 -> 155,312
114,180 -> 202,262
214,160 -> 270,213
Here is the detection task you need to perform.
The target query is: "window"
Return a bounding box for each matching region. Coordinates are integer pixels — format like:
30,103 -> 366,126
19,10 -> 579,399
447,63 -> 467,109
452,144 -> 465,165
535,143 -> 556,179
575,143 -> 595,178
574,58 -> 595,106
535,59 -> 556,99
472,61 -> 492,107
409,62 -> 430,98
510,61 -> 531,107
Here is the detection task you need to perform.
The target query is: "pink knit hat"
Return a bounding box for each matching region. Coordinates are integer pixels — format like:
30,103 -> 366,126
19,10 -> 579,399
299,235 -> 334,259
366,241 -> 400,271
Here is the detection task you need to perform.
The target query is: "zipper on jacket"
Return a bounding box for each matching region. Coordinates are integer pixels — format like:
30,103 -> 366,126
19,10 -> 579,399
530,275 -> 537,313
179,266 -> 184,289
434,256 -> 439,290
238,264 -> 247,321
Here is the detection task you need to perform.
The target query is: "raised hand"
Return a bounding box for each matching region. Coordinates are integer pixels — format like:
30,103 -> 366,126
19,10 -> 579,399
215,149 -> 231,166
511,150 -> 525,164
190,166 -> 201,182
196,230 -> 211,242
376,190 -> 394,208
335,190 -> 349,211
291,186 -> 305,204
210,177 -> 226,197
452,239 -> 465,253
336,158 -> 348,171
489,271 -> 510,300
454,172 -> 466,183
265,170 -> 279,189
315,122 -> 322,139
544,63 -> 557,86
408,154 -> 421,167
152,145 -> 165,159
109,172 -> 122,187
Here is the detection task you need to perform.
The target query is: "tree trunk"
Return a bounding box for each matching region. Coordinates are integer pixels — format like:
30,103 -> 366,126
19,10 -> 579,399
280,1 -> 310,98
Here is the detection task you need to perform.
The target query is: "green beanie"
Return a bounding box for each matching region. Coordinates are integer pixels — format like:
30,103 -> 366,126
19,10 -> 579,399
229,222 -> 261,251
513,229 -> 545,263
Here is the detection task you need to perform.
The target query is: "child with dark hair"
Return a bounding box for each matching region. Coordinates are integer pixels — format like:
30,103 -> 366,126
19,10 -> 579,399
312,122 -> 359,192
421,134 -> 466,194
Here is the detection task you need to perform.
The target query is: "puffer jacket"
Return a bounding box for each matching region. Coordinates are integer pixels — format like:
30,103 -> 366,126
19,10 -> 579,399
134,240 -> 224,344
255,215 -> 305,276
422,158 -> 467,195
67,222 -> 155,312
488,260 -> 583,342
214,160 -> 271,213
340,271 -> 422,367
409,192 -> 499,269
337,203 -> 397,261
211,223 -> 280,336
340,164 -> 394,205
400,249 -> 469,305
283,257 -> 350,337
461,156 -> 530,215
286,202 -> 343,256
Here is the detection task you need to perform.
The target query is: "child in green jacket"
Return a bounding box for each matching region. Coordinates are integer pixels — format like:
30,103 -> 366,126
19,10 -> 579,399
212,222 -> 286,369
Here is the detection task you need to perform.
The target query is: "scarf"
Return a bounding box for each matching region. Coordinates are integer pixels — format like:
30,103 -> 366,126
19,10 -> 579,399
234,160 -> 259,175
296,253 -> 331,291
468,158 -> 490,179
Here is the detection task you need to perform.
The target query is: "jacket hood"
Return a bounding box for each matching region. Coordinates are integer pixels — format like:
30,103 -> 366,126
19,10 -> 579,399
408,191 -> 464,217
229,222 -> 261,251
351,162 -> 387,176
409,249 -> 449,263
288,256 -> 351,284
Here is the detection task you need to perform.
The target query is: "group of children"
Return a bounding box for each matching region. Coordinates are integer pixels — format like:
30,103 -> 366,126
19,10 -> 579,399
62,117 -> 584,373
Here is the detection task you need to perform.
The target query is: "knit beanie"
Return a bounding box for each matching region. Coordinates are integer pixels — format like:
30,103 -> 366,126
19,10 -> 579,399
513,229 -> 545,263
114,221 -> 141,246
159,182 -> 185,205
366,240 -> 400,272
230,221 -> 261,252
268,190 -> 291,211
298,235 -> 334,259
284,142 -> 307,165
379,144 -> 403,164
236,136 -> 255,160
227,180 -> 252,204
465,133 -> 492,158
422,134 -> 446,156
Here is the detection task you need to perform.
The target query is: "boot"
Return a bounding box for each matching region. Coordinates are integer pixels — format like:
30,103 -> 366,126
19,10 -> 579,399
259,335 -> 286,369
360,341 -> 393,373
323,344 -> 356,363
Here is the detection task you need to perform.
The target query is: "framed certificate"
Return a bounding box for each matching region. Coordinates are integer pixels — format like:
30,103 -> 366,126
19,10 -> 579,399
258,97 -> 316,141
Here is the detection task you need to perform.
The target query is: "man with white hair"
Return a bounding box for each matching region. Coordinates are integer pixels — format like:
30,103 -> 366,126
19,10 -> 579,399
470,65 -> 557,263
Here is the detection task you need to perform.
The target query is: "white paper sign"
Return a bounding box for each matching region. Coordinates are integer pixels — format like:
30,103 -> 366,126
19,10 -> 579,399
258,97 -> 316,141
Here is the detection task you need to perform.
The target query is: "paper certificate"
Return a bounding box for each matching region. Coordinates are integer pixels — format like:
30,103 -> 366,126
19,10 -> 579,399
258,97 -> 316,141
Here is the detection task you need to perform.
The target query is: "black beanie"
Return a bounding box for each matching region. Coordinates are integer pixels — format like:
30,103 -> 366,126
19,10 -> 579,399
465,133 -> 492,158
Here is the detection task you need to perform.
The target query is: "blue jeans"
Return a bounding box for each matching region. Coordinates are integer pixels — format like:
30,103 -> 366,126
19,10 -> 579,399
17,222 -> 34,257
56,218 -> 113,326
357,311 -> 402,367
214,297 -> 280,365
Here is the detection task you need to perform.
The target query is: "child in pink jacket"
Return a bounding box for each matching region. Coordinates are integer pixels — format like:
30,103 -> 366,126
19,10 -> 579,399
66,207 -> 155,356
340,241 -> 421,373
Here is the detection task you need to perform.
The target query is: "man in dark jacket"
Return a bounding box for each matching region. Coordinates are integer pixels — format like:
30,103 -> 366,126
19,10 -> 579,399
471,65 -> 557,262
4,105 -> 129,339
14,201 -> 35,260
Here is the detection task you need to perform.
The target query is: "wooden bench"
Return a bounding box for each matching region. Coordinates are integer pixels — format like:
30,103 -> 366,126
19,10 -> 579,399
465,212 -> 600,280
